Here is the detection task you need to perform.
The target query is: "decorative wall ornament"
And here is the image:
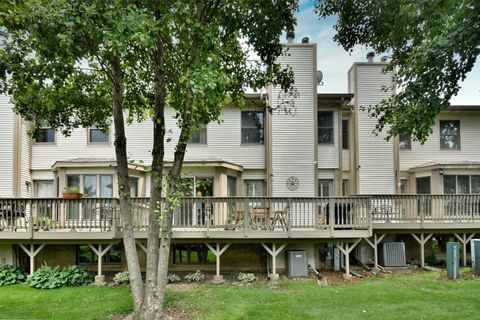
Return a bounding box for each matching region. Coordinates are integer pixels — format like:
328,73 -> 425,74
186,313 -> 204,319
286,176 -> 299,191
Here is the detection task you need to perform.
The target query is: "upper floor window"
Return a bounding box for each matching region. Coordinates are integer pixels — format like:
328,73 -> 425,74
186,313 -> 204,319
399,134 -> 411,150
318,112 -> 334,144
241,111 -> 264,144
130,177 -> 139,198
190,125 -> 207,144
34,119 -> 55,143
440,120 -> 460,149
89,125 -> 109,143
342,120 -> 349,149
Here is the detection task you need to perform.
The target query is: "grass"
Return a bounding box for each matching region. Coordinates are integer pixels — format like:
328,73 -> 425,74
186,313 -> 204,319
1,271 -> 480,319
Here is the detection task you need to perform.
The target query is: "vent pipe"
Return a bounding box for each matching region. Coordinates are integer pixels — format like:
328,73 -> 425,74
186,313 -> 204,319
286,31 -> 295,44
366,51 -> 375,63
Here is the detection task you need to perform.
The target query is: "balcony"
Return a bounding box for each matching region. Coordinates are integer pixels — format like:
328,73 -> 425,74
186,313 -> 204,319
0,195 -> 479,240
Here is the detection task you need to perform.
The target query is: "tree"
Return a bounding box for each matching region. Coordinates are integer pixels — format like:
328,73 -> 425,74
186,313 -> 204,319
316,0 -> 480,142
0,1 -> 297,319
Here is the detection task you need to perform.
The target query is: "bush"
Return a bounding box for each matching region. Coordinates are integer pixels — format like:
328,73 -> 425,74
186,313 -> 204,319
237,272 -> 256,283
184,270 -> 204,282
0,265 -> 27,286
167,273 -> 181,283
113,271 -> 130,285
27,265 -> 93,289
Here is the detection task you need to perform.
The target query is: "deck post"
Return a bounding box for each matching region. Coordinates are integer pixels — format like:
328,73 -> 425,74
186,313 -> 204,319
335,239 -> 361,279
454,233 -> 476,267
261,243 -> 286,282
363,233 -> 386,270
19,244 -> 46,275
205,243 -> 231,284
411,233 -> 433,268
88,243 -> 113,285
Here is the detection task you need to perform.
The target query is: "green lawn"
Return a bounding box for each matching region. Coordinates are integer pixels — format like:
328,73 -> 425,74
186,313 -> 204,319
1,271 -> 479,320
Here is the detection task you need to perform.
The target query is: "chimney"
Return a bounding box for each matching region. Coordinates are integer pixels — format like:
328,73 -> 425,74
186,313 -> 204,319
286,30 -> 295,44
366,51 -> 375,63
301,37 -> 309,44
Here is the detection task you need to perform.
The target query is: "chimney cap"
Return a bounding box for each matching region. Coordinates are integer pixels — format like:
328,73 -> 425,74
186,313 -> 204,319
366,51 -> 375,62
301,37 -> 309,43
286,30 -> 295,43
380,56 -> 388,62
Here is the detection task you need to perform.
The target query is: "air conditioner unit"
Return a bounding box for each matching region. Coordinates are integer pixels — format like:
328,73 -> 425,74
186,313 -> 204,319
286,250 -> 308,278
378,242 -> 406,267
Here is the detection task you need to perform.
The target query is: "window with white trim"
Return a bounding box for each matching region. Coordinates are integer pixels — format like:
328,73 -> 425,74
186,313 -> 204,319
89,125 -> 109,143
318,112 -> 334,144
245,180 -> 265,197
241,111 -> 264,144
440,120 -> 460,149
190,125 -> 207,144
35,119 -> 55,143
444,175 -> 480,194
318,179 -> 333,197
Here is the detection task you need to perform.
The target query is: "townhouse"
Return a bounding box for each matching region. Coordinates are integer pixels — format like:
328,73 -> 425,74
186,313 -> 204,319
1,35 -> 479,282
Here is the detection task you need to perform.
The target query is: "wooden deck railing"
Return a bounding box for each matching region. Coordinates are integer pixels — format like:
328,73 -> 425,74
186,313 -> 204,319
1,195 -> 479,234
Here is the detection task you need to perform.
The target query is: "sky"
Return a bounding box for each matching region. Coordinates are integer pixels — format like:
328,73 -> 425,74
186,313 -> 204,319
296,0 -> 480,105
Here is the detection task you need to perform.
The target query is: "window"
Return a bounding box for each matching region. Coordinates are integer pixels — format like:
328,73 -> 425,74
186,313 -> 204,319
83,175 -> 97,197
399,134 -> 411,150
416,177 -> 431,194
342,120 -> 349,149
318,112 -> 334,144
100,175 -> 113,197
77,244 -> 122,265
130,177 -> 139,198
227,176 -> 237,197
342,179 -> 349,196
190,125 -> 207,144
444,175 -> 480,194
89,125 -> 109,143
34,181 -> 54,198
67,175 -> 80,189
318,179 -> 333,197
172,244 -> 215,264
440,120 -> 460,149
400,179 -> 408,194
241,111 -> 264,144
34,119 -> 55,143
245,180 -> 265,197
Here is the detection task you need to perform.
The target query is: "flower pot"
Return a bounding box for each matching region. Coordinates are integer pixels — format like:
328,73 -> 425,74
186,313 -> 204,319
62,192 -> 83,200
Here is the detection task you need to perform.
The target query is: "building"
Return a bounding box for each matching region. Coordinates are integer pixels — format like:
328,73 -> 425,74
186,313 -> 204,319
1,36 -> 479,282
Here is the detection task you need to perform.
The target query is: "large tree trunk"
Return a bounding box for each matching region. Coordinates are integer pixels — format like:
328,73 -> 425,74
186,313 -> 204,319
111,56 -> 143,309
137,37 -> 167,320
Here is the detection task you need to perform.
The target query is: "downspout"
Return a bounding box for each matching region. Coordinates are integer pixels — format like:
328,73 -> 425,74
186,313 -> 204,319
266,86 -> 273,197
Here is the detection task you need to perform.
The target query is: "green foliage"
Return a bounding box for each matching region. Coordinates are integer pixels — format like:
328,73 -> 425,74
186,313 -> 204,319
237,272 -> 256,283
27,265 -> 93,289
167,273 -> 181,283
316,0 -> 480,142
425,252 -> 439,266
0,265 -> 27,286
113,271 -> 130,285
63,186 -> 81,194
184,270 -> 205,282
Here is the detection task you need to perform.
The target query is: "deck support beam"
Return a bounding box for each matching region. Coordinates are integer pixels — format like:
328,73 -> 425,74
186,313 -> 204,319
411,233 -> 433,268
363,233 -> 386,270
135,240 -> 147,253
88,243 -> 113,285
19,244 -> 45,275
454,233 -> 476,267
261,243 -> 286,281
335,239 -> 361,278
205,243 -> 231,283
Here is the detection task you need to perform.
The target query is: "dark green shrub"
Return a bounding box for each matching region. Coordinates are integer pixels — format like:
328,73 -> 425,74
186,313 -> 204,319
0,265 -> 27,286
27,265 -> 93,289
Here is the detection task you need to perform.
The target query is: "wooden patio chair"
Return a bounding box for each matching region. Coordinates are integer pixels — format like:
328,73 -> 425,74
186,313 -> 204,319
270,205 -> 289,230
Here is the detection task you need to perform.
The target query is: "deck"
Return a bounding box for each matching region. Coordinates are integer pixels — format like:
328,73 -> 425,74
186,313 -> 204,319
0,195 -> 479,241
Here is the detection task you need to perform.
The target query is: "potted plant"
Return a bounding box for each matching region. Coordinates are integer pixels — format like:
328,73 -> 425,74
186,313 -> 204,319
36,216 -> 53,231
62,187 -> 83,199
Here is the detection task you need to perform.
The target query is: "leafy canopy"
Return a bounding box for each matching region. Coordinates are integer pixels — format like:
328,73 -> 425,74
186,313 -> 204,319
316,0 -> 480,142
0,0 -> 297,138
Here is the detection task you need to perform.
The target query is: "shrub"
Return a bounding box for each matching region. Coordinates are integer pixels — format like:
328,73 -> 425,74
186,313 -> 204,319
113,271 -> 130,285
184,270 -> 204,282
27,265 -> 93,289
0,265 -> 27,286
237,272 -> 256,283
167,273 -> 181,283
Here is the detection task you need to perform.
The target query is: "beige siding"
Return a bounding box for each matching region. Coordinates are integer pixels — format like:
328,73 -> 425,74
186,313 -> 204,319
400,112 -> 480,170
342,149 -> 350,171
20,119 -> 32,197
0,96 -> 14,197
32,108 -> 264,170
354,64 -> 396,194
271,45 -> 317,197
